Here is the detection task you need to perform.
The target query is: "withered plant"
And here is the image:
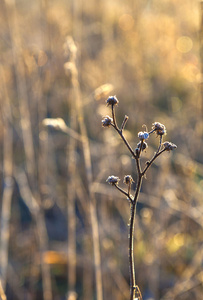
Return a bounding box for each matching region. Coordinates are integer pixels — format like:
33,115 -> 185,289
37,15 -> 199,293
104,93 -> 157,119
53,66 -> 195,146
102,96 -> 177,300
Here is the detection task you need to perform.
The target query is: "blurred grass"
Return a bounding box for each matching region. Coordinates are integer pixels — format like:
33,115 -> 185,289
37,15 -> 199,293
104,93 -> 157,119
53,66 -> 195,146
0,0 -> 203,300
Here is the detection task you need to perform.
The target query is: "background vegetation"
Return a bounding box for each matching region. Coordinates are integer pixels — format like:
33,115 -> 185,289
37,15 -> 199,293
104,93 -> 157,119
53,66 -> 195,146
0,0 -> 202,299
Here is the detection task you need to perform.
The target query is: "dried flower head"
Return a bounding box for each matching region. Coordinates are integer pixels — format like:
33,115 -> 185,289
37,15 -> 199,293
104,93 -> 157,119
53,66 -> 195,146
152,122 -> 166,136
137,141 -> 148,151
138,131 -> 149,140
123,175 -> 134,185
163,141 -> 177,151
106,175 -> 120,185
102,115 -> 113,127
106,95 -> 119,106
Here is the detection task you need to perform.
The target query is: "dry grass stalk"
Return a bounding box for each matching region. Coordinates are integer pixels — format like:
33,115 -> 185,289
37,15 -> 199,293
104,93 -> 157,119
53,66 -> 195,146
66,95 -> 77,291
0,66 -> 14,297
64,36 -> 103,300
3,1 -> 53,299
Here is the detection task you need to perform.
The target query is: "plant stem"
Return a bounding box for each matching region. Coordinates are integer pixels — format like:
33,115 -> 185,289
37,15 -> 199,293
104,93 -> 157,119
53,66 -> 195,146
108,103 -> 171,300
129,175 -> 143,300
129,201 -> 136,300
142,148 -> 166,176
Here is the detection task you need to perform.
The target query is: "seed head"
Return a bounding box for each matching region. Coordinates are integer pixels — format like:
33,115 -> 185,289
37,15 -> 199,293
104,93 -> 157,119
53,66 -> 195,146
106,95 -> 119,106
152,122 -> 166,136
137,141 -> 148,151
138,131 -> 149,140
102,115 -> 113,127
106,175 -> 120,186
163,141 -> 177,151
123,175 -> 134,185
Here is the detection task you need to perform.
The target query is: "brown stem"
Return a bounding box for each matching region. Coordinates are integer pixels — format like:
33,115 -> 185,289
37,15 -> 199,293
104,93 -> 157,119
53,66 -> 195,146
142,148 -> 166,176
129,202 -> 136,300
129,175 -> 143,300
108,104 -> 169,300
121,115 -> 129,131
114,184 -> 133,203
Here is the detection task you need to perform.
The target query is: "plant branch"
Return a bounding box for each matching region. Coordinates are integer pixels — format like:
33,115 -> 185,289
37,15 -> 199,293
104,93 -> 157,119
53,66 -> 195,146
111,104 -> 119,130
104,98 -> 177,300
114,184 -> 133,203
142,148 -> 166,176
121,115 -> 129,132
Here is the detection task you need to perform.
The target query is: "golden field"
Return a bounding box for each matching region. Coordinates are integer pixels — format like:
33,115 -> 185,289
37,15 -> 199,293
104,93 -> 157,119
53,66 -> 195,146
0,0 -> 202,299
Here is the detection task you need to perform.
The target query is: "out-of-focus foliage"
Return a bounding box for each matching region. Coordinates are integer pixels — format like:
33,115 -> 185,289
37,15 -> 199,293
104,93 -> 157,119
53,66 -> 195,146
0,0 -> 202,300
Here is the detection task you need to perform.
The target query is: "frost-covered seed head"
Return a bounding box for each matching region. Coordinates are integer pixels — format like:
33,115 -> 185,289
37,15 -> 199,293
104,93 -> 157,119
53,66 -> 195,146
138,131 -> 149,140
152,122 -> 166,136
106,95 -> 119,106
123,175 -> 134,185
106,175 -> 120,185
137,141 -> 148,151
163,141 -> 177,151
102,116 -> 113,127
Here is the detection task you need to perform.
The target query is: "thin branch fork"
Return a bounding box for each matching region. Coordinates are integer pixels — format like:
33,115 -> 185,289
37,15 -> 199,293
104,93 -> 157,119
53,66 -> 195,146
104,100 -> 174,300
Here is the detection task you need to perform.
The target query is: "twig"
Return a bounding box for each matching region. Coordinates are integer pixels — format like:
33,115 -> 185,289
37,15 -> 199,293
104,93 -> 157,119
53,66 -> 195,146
103,97 -> 177,299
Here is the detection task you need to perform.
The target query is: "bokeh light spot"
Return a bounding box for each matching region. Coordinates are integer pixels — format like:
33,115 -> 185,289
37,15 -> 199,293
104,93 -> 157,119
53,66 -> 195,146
119,14 -> 135,31
176,36 -> 193,53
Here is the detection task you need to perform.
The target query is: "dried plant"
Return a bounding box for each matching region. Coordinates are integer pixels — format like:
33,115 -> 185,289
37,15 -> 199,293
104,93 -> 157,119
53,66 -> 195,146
102,96 -> 177,300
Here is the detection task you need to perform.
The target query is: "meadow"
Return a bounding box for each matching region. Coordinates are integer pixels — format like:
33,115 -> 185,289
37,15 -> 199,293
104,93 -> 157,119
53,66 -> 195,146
0,0 -> 202,299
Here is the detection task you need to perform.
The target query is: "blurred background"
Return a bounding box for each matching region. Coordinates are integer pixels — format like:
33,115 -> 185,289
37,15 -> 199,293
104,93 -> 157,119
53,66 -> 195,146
0,0 -> 203,299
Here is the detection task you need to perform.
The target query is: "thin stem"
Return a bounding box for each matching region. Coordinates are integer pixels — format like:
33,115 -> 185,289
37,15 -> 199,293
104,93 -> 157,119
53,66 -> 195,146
117,129 -> 137,159
111,104 -> 119,130
129,175 -> 143,300
129,202 -> 136,300
110,107 -> 141,176
142,148 -> 166,176
121,115 -> 129,131
114,184 -> 133,203
111,122 -> 136,159
157,135 -> 163,153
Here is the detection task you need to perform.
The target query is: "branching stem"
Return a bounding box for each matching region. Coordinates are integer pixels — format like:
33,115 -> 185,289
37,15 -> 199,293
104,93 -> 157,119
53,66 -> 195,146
114,184 -> 133,204
104,100 -> 176,300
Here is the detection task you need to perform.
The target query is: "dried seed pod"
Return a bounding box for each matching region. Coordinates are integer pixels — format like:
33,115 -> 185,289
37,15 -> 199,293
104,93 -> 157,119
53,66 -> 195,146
106,95 -> 119,106
123,175 -> 134,185
152,122 -> 166,136
102,116 -> 113,127
106,175 -> 120,185
163,141 -> 177,151
137,141 -> 148,151
138,131 -> 149,140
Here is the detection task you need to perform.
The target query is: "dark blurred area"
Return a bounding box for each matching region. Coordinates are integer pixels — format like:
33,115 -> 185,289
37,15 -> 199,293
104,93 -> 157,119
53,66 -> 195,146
0,0 -> 202,299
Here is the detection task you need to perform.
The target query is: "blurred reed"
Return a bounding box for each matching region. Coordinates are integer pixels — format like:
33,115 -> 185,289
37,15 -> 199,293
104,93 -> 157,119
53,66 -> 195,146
64,36 -> 103,300
0,65 -> 14,298
2,1 -> 53,299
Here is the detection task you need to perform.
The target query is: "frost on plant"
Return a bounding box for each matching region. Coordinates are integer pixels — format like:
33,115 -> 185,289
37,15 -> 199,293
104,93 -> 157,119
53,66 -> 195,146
102,95 -> 177,300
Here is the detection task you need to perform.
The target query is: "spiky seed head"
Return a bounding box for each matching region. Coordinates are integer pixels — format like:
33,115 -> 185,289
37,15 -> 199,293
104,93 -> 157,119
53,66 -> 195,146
106,175 -> 120,185
138,131 -> 149,140
123,175 -> 134,185
163,141 -> 177,151
106,95 -> 119,106
152,122 -> 166,136
102,115 -> 113,127
137,141 -> 148,151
